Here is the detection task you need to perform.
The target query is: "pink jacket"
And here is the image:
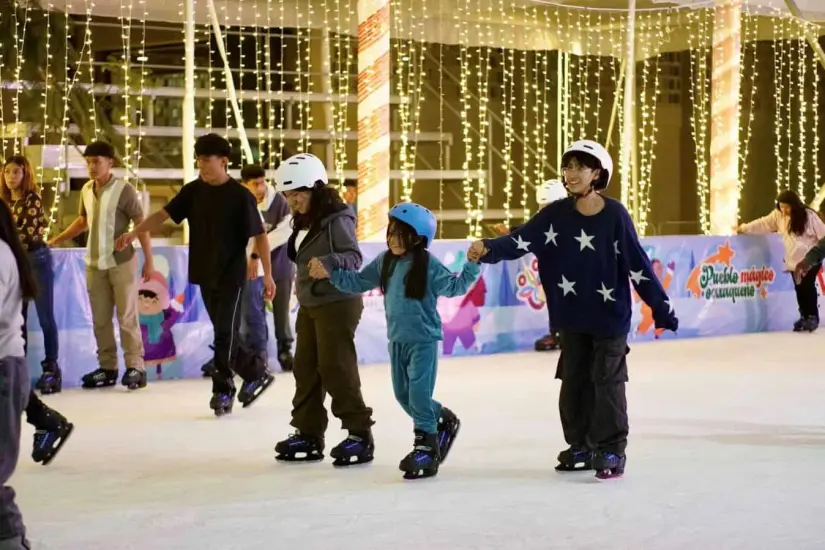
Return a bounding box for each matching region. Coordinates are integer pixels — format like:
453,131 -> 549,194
740,209 -> 825,270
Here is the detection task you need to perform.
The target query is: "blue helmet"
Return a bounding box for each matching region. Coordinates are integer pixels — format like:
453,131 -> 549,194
389,202 -> 437,248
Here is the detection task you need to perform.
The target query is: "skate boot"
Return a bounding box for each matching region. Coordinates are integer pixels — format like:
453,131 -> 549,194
277,343 -> 294,372
201,345 -> 216,377
793,317 -> 806,332
330,431 -> 375,467
801,316 -> 819,333
32,407 -> 74,466
238,369 -> 275,408
81,368 -> 118,389
210,386 -> 237,417
275,432 -> 325,462
35,360 -> 62,395
555,446 -> 592,472
399,430 -> 440,480
592,451 -> 626,480
437,407 -> 461,463
535,332 -> 561,351
121,368 -> 147,390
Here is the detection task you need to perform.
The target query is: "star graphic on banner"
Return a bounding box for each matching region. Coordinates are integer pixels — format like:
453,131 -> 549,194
597,282 -> 616,302
614,240 -> 621,255
665,299 -> 674,313
544,225 -> 558,245
574,229 -> 595,251
558,275 -> 577,296
512,235 -> 531,251
629,270 -> 649,284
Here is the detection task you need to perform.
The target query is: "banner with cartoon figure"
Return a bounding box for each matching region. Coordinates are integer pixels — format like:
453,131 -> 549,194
22,234 -> 800,387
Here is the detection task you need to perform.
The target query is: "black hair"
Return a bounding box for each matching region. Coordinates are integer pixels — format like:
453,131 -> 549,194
561,151 -> 608,190
776,189 -> 813,237
291,184 -> 347,231
240,164 -> 266,182
83,140 -> 116,159
138,289 -> 158,299
195,133 -> 232,158
379,218 -> 429,300
0,200 -> 37,300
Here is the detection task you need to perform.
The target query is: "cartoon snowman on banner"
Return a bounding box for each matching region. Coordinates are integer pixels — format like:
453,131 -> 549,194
137,255 -> 185,379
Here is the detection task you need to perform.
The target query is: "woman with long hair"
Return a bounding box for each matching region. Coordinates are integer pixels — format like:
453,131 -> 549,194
0,197 -> 38,548
272,153 -> 376,466
738,189 -> 825,331
1,155 -> 61,392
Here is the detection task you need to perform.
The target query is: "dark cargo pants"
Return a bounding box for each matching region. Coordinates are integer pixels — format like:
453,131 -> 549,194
0,356 -> 29,548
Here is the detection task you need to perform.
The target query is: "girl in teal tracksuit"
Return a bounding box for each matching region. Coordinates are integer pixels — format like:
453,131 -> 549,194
308,202 -> 480,479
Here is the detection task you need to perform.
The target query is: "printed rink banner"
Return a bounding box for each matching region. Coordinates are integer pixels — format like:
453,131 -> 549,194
24,235 -> 811,387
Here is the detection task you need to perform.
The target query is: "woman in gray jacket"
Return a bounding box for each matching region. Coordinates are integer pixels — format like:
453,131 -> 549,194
273,153 -> 376,466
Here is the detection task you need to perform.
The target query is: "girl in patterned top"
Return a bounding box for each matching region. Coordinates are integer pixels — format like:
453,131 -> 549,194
1,156 -> 61,393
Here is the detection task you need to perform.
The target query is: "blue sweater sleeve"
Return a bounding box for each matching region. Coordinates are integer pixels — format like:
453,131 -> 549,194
330,253 -> 384,294
480,212 -> 548,264
616,207 -> 676,325
429,257 -> 482,297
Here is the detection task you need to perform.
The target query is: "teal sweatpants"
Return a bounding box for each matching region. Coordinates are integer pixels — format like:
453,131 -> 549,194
390,341 -> 442,434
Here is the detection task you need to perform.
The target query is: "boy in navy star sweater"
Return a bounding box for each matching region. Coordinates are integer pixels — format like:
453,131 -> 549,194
468,140 -> 678,479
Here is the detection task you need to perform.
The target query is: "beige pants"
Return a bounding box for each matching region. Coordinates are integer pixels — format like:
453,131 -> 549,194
86,255 -> 144,371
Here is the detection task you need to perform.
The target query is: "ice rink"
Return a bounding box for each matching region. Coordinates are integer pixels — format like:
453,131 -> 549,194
12,332 -> 825,550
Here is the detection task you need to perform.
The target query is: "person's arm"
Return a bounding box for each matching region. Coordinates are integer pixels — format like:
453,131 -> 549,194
430,256 -> 482,297
48,216 -> 88,246
738,210 -> 779,235
802,236 -> 825,267
315,215 -> 363,273
328,253 -> 384,294
476,212 -> 548,264
122,185 -> 154,275
616,207 -> 678,332
267,214 -> 293,251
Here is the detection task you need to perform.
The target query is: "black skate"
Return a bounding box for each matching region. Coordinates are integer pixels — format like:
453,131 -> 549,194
35,360 -> 62,395
793,317 -> 806,332
800,316 -> 819,333
238,372 -> 275,408
210,387 -> 236,417
121,368 -> 147,390
330,432 -> 375,467
275,432 -> 325,462
81,368 -> 118,389
555,446 -> 592,472
32,408 -> 74,466
399,430 -> 440,480
593,452 -> 626,480
437,407 -> 461,463
535,332 -> 561,351
201,345 -> 216,377
278,347 -> 294,372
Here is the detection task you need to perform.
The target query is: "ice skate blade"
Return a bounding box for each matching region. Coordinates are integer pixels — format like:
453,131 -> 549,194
595,469 -> 624,480
332,455 -> 374,467
40,387 -> 62,395
38,423 -> 75,466
402,469 -> 439,480
554,463 -> 592,472
240,375 -> 275,408
275,453 -> 325,463
82,381 -> 117,389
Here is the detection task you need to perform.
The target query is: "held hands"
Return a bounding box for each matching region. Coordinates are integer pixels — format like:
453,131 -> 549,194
467,240 -> 487,263
307,257 -> 330,279
793,261 -> 811,285
492,223 -> 509,236
115,232 -> 137,251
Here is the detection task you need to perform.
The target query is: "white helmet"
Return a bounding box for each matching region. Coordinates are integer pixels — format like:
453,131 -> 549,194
274,153 -> 328,192
562,140 -> 613,190
536,179 -> 568,205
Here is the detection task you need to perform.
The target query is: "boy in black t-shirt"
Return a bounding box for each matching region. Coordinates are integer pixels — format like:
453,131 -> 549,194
119,134 -> 276,416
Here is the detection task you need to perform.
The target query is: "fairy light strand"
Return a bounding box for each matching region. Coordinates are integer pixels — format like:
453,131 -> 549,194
687,7 -> 712,234
737,5 -> 758,203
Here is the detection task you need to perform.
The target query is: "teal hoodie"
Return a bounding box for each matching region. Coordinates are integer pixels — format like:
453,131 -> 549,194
330,251 -> 481,343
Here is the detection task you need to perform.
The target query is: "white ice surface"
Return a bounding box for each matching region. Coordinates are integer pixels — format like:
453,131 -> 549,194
12,332 -> 825,550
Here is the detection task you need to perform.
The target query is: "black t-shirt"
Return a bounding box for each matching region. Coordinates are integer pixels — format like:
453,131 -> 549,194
165,178 -> 263,287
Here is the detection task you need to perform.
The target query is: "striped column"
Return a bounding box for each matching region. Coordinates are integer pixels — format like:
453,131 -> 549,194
356,0 -> 392,241
709,0 -> 742,235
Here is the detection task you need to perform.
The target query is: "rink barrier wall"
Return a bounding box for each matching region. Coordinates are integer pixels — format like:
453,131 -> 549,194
25,235 -> 808,387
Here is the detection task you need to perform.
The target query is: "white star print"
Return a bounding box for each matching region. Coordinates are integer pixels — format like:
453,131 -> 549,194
597,282 -> 616,302
629,270 -> 649,285
544,225 -> 558,246
614,241 -> 621,255
558,275 -> 576,296
512,235 -> 531,251
574,229 -> 595,251
665,299 -> 674,313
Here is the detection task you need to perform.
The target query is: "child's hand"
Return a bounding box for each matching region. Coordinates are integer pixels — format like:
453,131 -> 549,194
467,240 -> 487,263
793,261 -> 810,284
307,257 -> 330,279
